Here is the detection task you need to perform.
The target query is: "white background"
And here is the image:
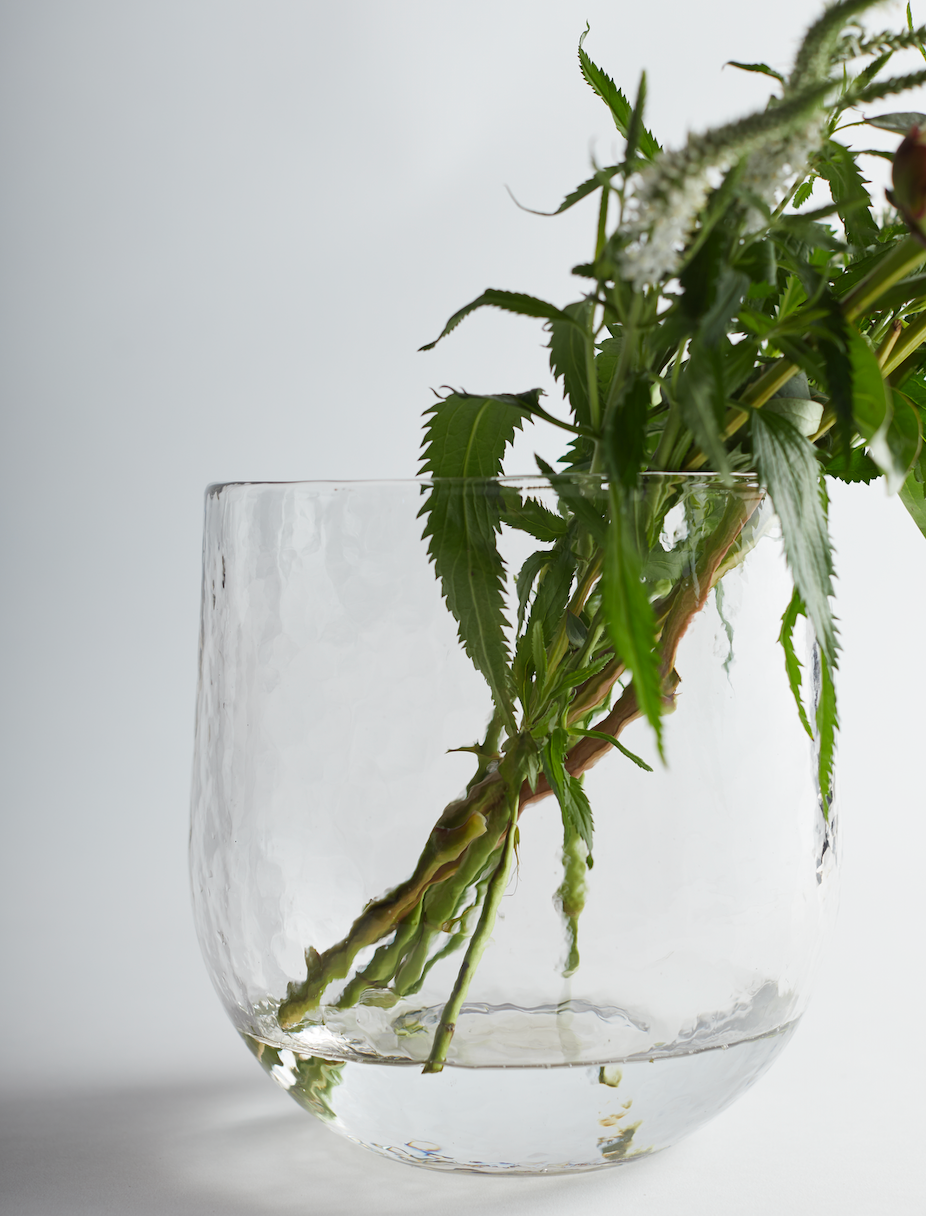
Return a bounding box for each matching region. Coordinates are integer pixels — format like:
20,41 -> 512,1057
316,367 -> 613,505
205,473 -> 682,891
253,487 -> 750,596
1,1 -> 924,1212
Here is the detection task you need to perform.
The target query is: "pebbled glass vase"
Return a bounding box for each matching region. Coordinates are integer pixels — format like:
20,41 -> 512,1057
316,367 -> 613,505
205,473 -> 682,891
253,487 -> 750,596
190,475 -> 838,1174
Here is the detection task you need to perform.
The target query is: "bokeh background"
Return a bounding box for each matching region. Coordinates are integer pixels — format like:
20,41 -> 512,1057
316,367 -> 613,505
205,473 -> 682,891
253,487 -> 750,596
1,2 -> 924,1211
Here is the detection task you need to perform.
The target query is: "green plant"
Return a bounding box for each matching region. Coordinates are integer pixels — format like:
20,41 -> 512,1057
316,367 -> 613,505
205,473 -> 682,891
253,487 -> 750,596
278,0 -> 926,1074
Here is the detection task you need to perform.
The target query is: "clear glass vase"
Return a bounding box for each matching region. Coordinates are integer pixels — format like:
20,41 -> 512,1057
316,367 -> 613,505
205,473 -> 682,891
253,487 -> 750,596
190,475 -> 838,1174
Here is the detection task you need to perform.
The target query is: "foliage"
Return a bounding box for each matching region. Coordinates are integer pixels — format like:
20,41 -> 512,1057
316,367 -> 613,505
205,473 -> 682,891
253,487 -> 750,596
281,0 -> 926,1073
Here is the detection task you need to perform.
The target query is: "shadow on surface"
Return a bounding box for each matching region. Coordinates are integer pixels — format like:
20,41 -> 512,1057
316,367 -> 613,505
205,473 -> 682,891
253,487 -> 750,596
1,1075 -> 654,1216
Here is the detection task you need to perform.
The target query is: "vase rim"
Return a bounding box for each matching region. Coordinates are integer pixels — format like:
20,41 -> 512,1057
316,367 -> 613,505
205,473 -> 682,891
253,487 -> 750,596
205,472 -> 762,496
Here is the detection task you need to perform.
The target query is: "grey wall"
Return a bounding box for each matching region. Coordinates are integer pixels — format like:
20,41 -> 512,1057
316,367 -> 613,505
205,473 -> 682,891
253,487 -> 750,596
1,0 -> 924,1105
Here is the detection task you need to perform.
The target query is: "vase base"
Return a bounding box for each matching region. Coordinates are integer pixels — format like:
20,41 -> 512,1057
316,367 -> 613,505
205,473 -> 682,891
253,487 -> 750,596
246,1020 -> 797,1173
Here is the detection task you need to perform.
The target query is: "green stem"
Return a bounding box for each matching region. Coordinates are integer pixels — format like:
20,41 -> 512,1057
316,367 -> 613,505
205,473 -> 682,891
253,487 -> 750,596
595,181 -> 609,260
882,309 -> 926,376
422,788 -> 520,1073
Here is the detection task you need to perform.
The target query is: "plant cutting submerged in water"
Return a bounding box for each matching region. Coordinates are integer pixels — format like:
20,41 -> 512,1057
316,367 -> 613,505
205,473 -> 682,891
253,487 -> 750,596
194,0 -> 926,1171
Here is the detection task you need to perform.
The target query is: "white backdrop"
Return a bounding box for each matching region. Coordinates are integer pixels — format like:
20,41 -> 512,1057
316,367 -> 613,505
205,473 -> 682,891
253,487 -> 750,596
1,2 -> 924,1213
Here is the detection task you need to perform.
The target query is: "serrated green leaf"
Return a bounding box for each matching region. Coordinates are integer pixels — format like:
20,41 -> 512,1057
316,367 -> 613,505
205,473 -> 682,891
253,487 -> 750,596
824,444 -> 883,483
726,60 -> 785,84
526,540 -> 576,646
602,485 -> 665,754
501,490 -> 569,542
535,456 -> 608,541
578,27 -> 661,159
549,299 -> 593,425
778,589 -> 814,740
420,289 -> 585,351
541,727 -> 594,854
420,394 -> 528,730
623,70 -> 648,168
751,409 -> 838,668
816,144 -> 874,249
792,179 -> 815,208
515,548 -> 552,628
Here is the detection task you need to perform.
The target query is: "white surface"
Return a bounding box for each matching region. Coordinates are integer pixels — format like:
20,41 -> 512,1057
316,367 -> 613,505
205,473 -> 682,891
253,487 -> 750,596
1,1 -> 924,1210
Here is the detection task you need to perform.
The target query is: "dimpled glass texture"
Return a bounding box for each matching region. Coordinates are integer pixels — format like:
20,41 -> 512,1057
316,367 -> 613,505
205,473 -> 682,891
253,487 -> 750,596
190,477 -> 838,1174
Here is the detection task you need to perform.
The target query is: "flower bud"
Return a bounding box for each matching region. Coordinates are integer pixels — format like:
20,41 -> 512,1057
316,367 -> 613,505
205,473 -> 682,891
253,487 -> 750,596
889,126 -> 926,244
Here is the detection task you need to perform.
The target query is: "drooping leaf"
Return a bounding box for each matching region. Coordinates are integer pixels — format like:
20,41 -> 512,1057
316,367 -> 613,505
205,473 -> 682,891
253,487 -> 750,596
577,27 -> 661,159
751,409 -> 838,668
509,165 -> 620,217
816,644 -> 838,820
541,727 -> 594,854
549,299 -> 593,424
571,727 -> 653,772
602,484 -> 665,753
420,289 -> 585,351
725,60 -> 785,84
420,393 -> 530,730
778,589 -> 814,740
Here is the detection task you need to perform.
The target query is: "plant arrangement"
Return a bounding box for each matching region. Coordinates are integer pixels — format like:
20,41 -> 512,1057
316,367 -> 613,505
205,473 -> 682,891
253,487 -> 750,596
274,0 -> 926,1079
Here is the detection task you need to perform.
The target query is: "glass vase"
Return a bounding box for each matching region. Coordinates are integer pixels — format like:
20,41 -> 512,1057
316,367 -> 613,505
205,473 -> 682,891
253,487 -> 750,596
190,475 -> 838,1174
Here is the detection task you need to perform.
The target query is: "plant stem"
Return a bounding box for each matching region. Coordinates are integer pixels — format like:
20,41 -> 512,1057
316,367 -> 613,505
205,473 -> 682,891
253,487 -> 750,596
422,787 -> 520,1073
882,309 -> 926,375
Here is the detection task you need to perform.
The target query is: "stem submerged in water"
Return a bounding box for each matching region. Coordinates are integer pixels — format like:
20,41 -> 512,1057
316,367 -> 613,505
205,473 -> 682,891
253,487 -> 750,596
422,786 -> 521,1074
